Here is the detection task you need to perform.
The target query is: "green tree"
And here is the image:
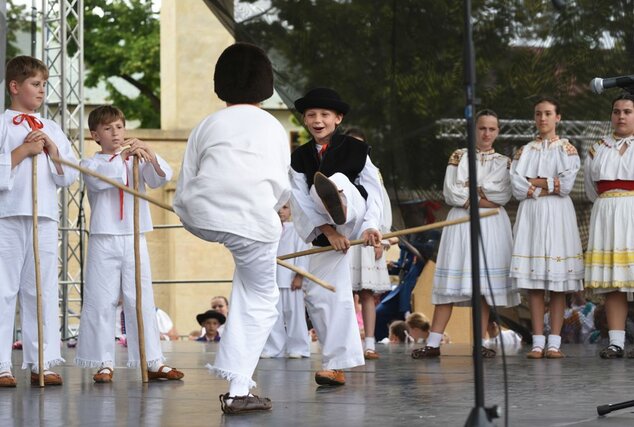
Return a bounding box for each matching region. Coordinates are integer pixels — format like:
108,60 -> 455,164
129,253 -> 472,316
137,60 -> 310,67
84,0 -> 159,128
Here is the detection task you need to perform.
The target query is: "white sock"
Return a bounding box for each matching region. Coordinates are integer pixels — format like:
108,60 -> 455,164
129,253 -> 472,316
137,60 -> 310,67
608,330 -> 626,349
427,332 -> 443,348
365,337 -> 376,351
547,334 -> 561,350
229,380 -> 250,398
481,339 -> 488,347
147,360 -> 171,373
0,370 -> 13,378
532,334 -> 546,351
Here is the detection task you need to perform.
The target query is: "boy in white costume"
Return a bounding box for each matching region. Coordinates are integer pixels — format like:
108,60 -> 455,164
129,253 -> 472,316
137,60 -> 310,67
290,88 -> 383,386
75,106 -> 183,383
0,56 -> 79,387
585,93 -> 634,359
173,43 -> 290,414
261,204 -> 311,359
510,97 -> 584,359
411,109 -> 520,360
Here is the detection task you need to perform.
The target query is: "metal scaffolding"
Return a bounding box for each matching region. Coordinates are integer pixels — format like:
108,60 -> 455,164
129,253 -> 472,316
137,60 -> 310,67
41,0 -> 84,339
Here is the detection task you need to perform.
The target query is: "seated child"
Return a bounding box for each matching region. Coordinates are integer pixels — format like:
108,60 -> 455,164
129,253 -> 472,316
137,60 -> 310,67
389,321 -> 412,344
196,310 -> 226,342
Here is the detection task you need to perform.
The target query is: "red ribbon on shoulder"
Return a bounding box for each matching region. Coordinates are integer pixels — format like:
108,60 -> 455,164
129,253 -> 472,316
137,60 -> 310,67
13,113 -> 47,154
12,113 -> 43,130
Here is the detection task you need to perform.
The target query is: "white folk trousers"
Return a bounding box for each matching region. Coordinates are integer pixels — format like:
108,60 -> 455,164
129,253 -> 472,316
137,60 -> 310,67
262,288 -> 310,357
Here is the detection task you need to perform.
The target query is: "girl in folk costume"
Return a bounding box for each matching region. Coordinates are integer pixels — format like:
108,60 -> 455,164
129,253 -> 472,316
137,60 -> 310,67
510,97 -> 584,359
290,88 -> 383,386
261,203 -> 311,359
345,127 -> 393,360
585,93 -> 634,359
174,43 -> 290,414
411,109 -> 520,359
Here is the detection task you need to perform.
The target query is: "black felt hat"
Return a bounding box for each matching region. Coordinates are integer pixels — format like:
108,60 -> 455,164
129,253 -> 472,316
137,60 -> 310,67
294,88 -> 350,115
196,309 -> 226,326
214,43 -> 274,104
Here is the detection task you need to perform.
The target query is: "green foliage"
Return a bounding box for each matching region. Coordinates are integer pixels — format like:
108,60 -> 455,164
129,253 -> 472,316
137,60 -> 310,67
6,0 -> 32,60
84,0 -> 160,128
236,0 -> 634,193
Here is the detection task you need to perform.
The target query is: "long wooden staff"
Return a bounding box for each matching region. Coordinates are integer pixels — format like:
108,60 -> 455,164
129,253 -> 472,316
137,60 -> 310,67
133,157 -> 149,383
32,156 -> 45,387
48,155 -> 335,292
278,209 -> 500,260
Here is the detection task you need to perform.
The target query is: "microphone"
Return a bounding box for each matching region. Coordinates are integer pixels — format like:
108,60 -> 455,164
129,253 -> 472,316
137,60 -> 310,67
590,75 -> 634,94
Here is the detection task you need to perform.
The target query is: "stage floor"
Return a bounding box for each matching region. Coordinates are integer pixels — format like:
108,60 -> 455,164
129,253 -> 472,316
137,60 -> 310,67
2,341 -> 634,426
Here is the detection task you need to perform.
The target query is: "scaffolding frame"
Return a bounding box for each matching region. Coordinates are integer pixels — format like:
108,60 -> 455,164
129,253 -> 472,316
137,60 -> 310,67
41,0 -> 85,340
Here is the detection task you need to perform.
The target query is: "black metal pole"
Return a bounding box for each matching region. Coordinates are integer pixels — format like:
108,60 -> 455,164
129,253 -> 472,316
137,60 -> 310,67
31,1 -> 36,57
463,0 -> 496,425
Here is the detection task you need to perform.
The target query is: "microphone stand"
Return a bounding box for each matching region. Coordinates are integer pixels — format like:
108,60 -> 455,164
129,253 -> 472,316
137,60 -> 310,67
463,0 -> 498,425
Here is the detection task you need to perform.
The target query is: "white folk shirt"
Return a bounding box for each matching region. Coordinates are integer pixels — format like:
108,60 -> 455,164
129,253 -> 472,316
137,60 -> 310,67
174,105 -> 291,243
584,134 -> 634,202
0,109 -> 79,220
510,137 -> 580,200
290,152 -> 383,243
444,148 -> 512,207
81,153 -> 172,235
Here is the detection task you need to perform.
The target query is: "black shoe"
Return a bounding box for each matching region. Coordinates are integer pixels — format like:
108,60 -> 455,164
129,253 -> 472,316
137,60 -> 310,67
313,172 -> 346,225
599,344 -> 624,359
481,346 -> 496,358
411,346 -> 440,359
219,393 -> 272,414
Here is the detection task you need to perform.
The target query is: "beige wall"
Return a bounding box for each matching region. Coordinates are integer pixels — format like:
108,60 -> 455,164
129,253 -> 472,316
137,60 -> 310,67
160,0 -> 234,130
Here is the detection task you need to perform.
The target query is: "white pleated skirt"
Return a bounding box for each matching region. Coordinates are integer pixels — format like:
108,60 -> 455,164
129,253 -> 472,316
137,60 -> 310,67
510,195 -> 584,292
586,191 -> 634,293
433,207 -> 520,307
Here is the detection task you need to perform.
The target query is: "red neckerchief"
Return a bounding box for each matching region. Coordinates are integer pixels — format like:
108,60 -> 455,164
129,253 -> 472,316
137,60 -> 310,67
108,153 -> 129,221
13,113 -> 47,153
319,143 -> 328,159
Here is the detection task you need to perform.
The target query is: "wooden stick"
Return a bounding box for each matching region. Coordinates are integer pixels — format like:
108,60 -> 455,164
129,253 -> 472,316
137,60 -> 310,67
276,259 -> 335,292
278,209 -> 500,260
133,157 -> 149,383
49,154 -> 174,212
32,156 -> 45,387
49,154 -> 335,289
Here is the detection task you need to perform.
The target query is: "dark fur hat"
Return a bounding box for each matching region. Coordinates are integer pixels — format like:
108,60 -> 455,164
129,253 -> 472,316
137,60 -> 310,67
294,87 -> 350,115
196,309 -> 226,326
214,43 -> 274,104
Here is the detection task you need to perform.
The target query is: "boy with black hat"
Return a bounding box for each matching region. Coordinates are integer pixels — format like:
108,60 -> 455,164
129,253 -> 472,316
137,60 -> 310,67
290,88 -> 383,385
174,43 -> 290,414
195,310 -> 226,343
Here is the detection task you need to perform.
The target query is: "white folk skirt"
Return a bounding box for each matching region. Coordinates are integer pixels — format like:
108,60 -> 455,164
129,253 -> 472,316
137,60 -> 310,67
433,207 -> 520,307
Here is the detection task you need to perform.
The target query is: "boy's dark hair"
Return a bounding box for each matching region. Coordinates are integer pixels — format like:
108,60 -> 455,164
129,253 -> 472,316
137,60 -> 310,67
533,96 -> 560,115
611,92 -> 634,109
6,56 -> 49,93
88,105 -> 126,131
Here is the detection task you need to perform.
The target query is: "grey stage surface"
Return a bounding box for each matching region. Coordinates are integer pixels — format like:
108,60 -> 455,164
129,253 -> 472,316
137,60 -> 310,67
2,341 -> 634,426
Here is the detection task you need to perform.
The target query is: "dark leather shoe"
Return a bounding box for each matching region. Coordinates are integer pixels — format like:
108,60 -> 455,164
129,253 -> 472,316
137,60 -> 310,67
315,369 -> 346,385
411,346 -> 440,359
600,344 -> 624,359
481,346 -> 496,358
313,172 -> 347,225
30,372 -> 63,386
219,393 -> 272,414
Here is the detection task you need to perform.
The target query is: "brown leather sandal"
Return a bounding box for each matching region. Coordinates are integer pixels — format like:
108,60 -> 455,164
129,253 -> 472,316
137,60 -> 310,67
147,366 -> 184,381
0,373 -> 16,388
30,371 -> 63,386
219,393 -> 272,414
93,367 -> 114,383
